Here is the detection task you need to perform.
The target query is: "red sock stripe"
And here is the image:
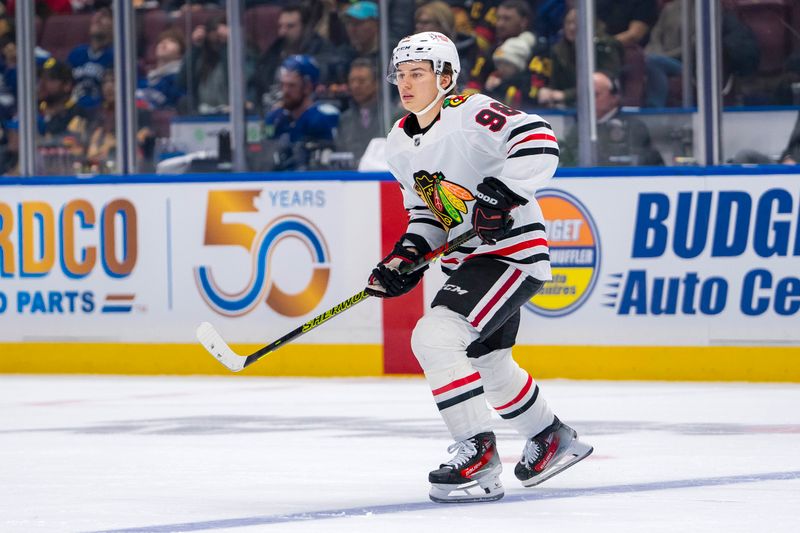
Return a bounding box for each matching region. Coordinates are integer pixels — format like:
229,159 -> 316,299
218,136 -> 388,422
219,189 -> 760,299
471,269 -> 522,327
494,373 -> 533,411
431,371 -> 481,396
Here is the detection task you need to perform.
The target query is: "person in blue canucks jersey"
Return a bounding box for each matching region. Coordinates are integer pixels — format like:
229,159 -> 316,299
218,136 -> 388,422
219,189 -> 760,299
264,55 -> 339,170
67,8 -> 114,111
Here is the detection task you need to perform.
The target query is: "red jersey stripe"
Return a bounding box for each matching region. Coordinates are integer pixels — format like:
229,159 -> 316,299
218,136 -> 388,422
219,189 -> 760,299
471,269 -> 523,327
431,371 -> 481,396
495,373 -> 533,410
508,133 -> 558,153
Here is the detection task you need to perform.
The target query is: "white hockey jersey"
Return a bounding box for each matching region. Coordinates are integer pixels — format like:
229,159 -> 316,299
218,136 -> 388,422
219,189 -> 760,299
385,93 -> 559,281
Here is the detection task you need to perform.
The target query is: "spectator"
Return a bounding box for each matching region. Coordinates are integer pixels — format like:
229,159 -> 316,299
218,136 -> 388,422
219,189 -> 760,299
136,29 -> 186,110
466,0 -> 500,53
466,0 -> 532,92
307,0 -> 348,46
342,1 -> 379,62
70,69 -> 154,173
532,0 -> 567,45
162,0 -> 223,17
560,71 -> 664,166
252,3 -> 333,111
68,7 -> 114,110
594,0 -> 658,47
0,31 -> 54,124
643,0 -> 686,108
337,58 -> 381,166
537,7 -> 622,108
178,15 -> 255,114
484,31 -> 536,108
414,1 -> 478,86
264,55 -> 339,171
642,1 -> 758,107
37,58 -> 82,139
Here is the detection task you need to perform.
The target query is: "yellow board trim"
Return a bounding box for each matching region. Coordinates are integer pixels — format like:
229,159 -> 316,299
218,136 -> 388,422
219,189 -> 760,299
1,343 -> 798,381
0,343 -> 384,376
514,345 -> 800,382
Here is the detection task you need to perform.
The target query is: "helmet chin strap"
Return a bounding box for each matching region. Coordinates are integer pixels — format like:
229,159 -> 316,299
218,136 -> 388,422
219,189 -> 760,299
414,73 -> 455,117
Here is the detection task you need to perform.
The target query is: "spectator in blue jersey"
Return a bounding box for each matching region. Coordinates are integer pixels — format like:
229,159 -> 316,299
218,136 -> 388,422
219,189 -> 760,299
136,29 -> 186,110
264,55 -> 339,171
67,7 -> 114,110
0,32 -> 53,122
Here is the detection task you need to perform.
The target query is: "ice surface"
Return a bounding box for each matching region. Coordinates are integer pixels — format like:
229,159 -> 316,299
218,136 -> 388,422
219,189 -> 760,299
1,375 -> 799,532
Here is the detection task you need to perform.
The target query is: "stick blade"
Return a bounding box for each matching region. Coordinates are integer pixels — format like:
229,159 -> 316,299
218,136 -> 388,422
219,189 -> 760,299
196,322 -> 246,372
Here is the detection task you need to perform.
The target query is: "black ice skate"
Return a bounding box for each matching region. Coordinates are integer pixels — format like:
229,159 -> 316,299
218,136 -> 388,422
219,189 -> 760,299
428,431 -> 504,503
514,416 -> 593,487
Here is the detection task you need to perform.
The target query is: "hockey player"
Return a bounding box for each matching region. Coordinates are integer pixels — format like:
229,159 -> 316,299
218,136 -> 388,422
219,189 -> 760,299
365,32 -> 593,503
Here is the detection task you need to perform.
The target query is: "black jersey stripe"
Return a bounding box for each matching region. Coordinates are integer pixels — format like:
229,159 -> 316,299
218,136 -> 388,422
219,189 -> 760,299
501,223 -> 546,239
508,147 -> 560,159
408,206 -> 430,212
508,121 -> 552,141
436,386 -> 485,410
499,385 -> 539,419
479,253 -> 551,264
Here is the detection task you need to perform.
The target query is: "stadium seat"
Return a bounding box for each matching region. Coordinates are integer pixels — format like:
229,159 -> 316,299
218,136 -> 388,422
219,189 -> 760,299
38,13 -> 93,61
730,0 -> 792,74
620,44 -> 646,107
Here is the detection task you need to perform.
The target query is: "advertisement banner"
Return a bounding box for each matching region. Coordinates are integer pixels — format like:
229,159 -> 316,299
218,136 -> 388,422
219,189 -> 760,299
505,174 -> 800,346
0,181 -> 382,345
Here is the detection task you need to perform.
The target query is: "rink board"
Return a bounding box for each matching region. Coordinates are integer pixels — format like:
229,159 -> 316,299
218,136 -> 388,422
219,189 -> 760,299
0,170 -> 799,380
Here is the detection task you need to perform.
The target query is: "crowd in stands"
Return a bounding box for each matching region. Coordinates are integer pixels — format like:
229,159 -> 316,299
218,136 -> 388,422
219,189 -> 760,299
0,0 -> 799,174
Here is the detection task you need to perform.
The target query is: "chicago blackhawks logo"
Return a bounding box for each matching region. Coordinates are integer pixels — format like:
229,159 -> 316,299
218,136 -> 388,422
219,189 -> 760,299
442,94 -> 473,108
413,171 -> 474,229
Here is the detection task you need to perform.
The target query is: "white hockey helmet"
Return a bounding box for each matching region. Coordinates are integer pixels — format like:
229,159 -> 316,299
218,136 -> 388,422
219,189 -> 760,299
387,31 -> 461,85
388,32 -> 460,115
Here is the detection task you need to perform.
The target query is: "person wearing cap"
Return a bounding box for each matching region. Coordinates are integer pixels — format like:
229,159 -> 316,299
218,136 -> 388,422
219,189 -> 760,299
484,31 -> 536,108
465,0 -> 537,94
342,1 -> 379,61
264,55 -> 339,171
37,58 -> 83,139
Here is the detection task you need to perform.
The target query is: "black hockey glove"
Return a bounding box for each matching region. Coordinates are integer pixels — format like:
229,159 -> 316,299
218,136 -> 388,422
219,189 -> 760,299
366,241 -> 429,298
471,177 -> 529,245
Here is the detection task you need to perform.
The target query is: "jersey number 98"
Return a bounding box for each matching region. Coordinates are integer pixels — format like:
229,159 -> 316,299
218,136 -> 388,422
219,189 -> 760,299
475,102 -> 521,132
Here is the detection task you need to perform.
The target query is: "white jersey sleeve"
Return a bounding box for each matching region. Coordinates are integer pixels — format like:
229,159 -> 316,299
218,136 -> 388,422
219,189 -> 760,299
459,94 -> 559,200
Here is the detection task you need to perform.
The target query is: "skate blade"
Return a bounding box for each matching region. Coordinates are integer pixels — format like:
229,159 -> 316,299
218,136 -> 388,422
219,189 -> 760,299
521,438 -> 593,488
429,467 -> 504,503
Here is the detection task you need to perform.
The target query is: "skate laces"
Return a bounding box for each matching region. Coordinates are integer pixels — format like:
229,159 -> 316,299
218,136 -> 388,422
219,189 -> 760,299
445,439 -> 478,468
520,439 -> 542,467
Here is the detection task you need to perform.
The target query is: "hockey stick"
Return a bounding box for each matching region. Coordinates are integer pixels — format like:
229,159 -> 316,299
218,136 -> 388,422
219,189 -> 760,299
196,229 -> 477,372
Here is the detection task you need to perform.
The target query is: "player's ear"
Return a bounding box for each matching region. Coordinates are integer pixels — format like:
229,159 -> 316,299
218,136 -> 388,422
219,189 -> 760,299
440,73 -> 452,90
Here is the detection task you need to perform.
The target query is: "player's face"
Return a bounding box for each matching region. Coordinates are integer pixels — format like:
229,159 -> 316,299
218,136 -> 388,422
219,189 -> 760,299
280,70 -> 308,111
395,62 -> 440,113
